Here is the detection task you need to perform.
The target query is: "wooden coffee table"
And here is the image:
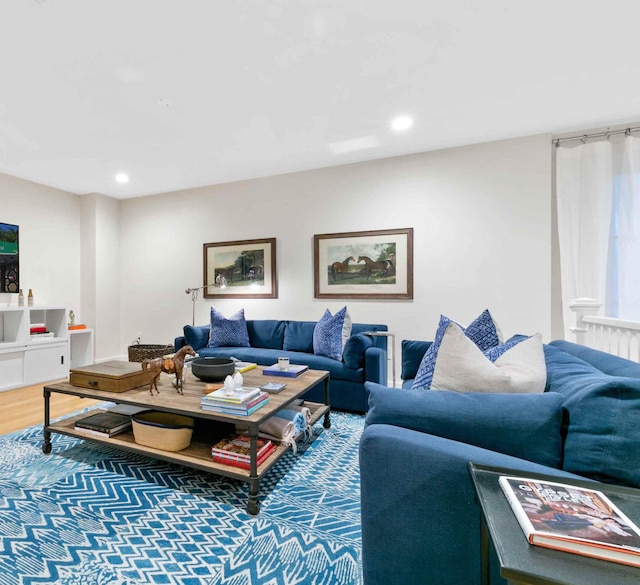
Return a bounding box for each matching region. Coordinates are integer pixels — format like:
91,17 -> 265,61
42,366 -> 330,515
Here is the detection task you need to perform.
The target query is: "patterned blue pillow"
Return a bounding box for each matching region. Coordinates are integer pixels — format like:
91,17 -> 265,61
207,307 -> 250,348
313,306 -> 352,361
411,309 -> 502,390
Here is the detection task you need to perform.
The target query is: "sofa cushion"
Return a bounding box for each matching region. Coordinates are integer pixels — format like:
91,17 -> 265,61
313,306 -> 352,361
246,320 -> 285,349
365,382 -> 566,468
343,333 -> 375,369
184,325 -> 210,351
430,325 -> 546,393
196,346 -> 364,382
207,307 -> 250,348
282,321 -> 315,352
544,343 -> 640,488
412,309 -> 502,390
401,340 -> 432,381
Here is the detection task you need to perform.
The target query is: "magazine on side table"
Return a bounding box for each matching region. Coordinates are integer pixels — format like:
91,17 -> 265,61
500,475 -> 640,568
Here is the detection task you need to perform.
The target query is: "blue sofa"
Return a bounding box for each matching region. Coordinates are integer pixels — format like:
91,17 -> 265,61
175,319 -> 388,413
360,338 -> 640,585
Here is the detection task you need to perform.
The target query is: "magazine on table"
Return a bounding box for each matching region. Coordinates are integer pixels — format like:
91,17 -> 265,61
499,475 -> 640,567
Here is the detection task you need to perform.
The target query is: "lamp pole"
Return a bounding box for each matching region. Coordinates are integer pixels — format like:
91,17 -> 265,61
185,285 -> 210,325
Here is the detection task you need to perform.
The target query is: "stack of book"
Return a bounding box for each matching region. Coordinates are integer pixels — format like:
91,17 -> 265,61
74,411 -> 132,438
210,434 -> 276,469
30,323 -> 54,339
200,386 -> 269,415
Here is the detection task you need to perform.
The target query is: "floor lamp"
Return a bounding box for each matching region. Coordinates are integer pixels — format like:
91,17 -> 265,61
185,285 -> 211,325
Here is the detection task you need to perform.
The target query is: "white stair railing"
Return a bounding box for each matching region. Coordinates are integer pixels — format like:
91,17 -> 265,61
570,298 -> 640,362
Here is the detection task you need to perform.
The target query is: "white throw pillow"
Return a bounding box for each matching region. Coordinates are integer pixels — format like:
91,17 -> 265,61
431,323 -> 546,394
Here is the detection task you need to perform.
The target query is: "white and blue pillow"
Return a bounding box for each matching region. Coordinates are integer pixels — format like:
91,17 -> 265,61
412,309 -> 502,390
313,306 -> 352,361
430,323 -> 546,394
207,307 -> 250,348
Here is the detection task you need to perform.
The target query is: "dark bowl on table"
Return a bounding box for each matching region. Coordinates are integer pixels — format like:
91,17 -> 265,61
191,357 -> 235,382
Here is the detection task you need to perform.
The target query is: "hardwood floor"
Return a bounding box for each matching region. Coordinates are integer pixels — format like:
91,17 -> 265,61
0,381 -> 99,435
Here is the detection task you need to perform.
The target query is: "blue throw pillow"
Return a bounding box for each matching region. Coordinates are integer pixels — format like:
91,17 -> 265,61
343,333 -> 374,369
184,325 -> 210,351
365,382 -> 566,469
313,306 -> 352,361
412,309 -> 502,390
207,307 -> 250,348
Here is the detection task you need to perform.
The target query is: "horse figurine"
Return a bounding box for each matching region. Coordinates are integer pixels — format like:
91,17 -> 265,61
331,256 -> 355,282
357,255 -> 391,275
141,345 -> 196,395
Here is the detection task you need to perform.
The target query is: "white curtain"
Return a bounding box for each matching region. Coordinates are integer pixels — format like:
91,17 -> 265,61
617,137 -> 640,320
556,136 -> 640,338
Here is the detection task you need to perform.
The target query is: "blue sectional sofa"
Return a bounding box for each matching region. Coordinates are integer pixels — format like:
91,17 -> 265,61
175,319 -> 388,413
360,338 -> 640,585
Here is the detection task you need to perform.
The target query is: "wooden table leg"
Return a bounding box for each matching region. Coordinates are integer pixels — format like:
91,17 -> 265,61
42,387 -> 52,454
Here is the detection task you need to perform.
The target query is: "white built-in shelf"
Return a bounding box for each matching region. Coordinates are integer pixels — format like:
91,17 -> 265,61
0,305 -> 73,391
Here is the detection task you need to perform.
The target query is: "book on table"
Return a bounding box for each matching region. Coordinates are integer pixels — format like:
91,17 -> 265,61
202,386 -> 262,404
211,443 -> 277,469
262,364 -> 309,378
211,434 -> 276,468
499,475 -> 640,567
200,391 -> 269,415
74,411 -> 132,437
234,361 -> 257,373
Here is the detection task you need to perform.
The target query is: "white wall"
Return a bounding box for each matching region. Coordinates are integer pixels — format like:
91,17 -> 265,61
118,133 -> 553,378
0,173 -> 82,313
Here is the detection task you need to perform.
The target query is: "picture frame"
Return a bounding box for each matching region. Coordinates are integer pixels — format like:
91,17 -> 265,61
314,228 -> 413,299
203,238 -> 277,299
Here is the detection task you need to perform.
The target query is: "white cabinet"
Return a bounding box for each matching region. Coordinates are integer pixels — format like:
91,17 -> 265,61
0,305 -> 71,391
24,341 -> 68,385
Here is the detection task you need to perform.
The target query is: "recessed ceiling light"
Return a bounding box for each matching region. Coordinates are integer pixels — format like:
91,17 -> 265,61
115,173 -> 129,184
391,116 -> 413,131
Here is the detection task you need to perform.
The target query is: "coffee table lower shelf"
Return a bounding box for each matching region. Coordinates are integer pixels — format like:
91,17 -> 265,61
45,402 -> 328,482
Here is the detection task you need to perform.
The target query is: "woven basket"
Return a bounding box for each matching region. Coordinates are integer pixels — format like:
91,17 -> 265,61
128,343 -> 174,362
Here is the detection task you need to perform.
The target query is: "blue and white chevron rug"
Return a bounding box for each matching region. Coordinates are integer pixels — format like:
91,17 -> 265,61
0,410 -> 364,585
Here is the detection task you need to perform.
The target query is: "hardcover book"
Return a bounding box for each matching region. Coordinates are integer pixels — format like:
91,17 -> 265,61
211,434 -> 273,460
200,393 -> 269,415
262,364 -> 309,378
499,475 -> 640,567
211,443 -> 277,470
74,411 -> 132,436
202,386 -> 262,404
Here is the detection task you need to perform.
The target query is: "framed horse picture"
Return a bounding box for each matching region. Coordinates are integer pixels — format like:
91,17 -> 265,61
313,228 -> 413,299
203,238 -> 277,299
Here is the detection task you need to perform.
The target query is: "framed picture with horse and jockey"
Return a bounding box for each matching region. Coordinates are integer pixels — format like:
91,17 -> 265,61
313,228 -> 413,299
203,238 -> 277,299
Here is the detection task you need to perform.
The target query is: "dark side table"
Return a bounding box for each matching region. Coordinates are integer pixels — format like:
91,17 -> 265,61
469,463 -> 640,585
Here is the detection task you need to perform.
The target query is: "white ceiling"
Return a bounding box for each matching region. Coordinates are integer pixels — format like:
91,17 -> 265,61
1,0 -> 639,199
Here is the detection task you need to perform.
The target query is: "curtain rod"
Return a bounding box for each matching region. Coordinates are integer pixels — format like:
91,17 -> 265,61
553,126 -> 640,147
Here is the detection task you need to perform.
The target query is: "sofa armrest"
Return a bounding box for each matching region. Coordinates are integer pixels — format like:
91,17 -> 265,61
174,336 -> 186,352
360,424 -> 580,585
365,382 -> 566,468
364,347 -> 387,385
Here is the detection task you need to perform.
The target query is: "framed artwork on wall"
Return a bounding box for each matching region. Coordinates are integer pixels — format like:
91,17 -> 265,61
203,238 -> 277,299
314,228 -> 413,299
